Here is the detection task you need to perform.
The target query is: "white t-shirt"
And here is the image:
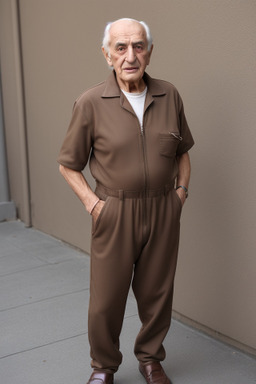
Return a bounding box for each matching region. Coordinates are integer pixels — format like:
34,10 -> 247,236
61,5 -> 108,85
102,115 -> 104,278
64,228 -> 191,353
122,87 -> 147,132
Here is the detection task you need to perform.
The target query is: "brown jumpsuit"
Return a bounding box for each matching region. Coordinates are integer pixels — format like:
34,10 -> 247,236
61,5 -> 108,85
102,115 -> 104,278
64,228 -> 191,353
58,71 -> 194,373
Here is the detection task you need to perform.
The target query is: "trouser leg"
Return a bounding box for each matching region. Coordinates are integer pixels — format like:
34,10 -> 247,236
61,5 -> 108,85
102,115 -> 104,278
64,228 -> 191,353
89,196 -> 142,373
132,189 -> 182,363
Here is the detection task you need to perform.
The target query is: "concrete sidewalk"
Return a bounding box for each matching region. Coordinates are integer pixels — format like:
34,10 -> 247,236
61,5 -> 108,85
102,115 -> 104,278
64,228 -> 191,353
0,221 -> 255,384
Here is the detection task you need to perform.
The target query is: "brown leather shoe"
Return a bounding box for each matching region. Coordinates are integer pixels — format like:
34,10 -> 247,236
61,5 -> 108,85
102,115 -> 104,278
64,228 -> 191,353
86,371 -> 114,384
139,361 -> 172,384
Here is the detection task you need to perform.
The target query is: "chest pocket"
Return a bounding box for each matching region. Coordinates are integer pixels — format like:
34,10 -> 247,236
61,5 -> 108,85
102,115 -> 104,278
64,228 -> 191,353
159,132 -> 182,158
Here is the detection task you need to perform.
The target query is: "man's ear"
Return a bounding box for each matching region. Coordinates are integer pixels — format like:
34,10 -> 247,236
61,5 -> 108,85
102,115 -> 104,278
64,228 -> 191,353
102,47 -> 112,66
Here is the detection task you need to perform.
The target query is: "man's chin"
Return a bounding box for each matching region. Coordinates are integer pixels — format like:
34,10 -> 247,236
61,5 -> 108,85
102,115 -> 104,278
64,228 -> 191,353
121,72 -> 142,83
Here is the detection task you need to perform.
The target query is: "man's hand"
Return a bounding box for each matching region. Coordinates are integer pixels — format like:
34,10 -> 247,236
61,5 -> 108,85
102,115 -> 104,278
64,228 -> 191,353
175,188 -> 186,206
91,200 -> 105,223
176,151 -> 191,207
59,165 -> 101,215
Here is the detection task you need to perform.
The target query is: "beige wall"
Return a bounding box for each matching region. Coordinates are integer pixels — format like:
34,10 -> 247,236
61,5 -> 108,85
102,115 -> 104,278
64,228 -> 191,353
0,0 -> 30,225
1,0 -> 255,354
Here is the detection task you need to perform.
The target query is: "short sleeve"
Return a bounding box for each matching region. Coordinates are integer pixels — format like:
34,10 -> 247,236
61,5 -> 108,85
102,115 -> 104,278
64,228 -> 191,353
176,97 -> 195,156
57,100 -> 93,171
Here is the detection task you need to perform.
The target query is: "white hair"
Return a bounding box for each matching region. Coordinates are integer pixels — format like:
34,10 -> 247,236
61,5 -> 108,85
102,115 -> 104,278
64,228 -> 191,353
102,18 -> 153,54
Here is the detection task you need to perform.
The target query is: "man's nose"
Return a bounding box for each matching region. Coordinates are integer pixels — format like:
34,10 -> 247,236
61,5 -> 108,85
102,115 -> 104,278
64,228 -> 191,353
126,46 -> 136,63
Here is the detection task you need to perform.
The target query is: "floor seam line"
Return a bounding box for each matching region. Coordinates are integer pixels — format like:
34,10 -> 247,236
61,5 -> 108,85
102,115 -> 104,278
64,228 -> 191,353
0,332 -> 89,360
0,288 -> 90,312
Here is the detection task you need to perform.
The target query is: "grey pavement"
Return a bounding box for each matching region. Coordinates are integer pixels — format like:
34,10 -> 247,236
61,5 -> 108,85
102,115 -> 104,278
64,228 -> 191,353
0,220 -> 255,384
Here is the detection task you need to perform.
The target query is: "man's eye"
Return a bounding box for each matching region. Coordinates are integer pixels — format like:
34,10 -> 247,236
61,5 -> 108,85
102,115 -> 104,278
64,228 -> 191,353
135,45 -> 144,52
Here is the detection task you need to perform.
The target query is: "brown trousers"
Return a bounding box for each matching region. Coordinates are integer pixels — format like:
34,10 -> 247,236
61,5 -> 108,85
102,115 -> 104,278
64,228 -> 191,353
89,184 -> 182,373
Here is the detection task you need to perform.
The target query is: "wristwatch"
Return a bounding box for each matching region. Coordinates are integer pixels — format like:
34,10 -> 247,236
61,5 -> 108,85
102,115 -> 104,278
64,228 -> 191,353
176,185 -> 188,198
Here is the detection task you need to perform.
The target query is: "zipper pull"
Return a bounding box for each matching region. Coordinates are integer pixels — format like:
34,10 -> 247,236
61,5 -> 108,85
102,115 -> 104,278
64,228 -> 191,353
170,132 -> 183,141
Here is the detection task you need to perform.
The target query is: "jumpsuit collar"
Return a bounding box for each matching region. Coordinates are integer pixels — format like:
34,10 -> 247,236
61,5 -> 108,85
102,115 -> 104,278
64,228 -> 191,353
101,71 -> 166,114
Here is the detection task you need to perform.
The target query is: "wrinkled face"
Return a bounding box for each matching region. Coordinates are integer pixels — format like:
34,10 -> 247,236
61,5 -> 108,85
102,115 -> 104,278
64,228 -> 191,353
102,20 -> 153,92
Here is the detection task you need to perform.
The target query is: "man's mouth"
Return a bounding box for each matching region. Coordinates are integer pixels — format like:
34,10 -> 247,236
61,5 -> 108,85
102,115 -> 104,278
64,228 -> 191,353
124,67 -> 139,72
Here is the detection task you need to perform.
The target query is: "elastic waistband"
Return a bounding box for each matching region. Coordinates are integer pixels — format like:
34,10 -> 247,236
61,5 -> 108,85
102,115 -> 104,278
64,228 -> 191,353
95,182 -> 174,200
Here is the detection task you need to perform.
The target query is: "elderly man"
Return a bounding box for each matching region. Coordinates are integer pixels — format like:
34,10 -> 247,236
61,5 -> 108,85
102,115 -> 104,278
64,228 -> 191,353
58,18 -> 194,384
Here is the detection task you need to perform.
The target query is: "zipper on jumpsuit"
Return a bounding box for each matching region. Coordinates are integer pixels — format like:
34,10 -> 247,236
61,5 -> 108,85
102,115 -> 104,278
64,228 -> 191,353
139,115 -> 150,245
120,93 -> 152,245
